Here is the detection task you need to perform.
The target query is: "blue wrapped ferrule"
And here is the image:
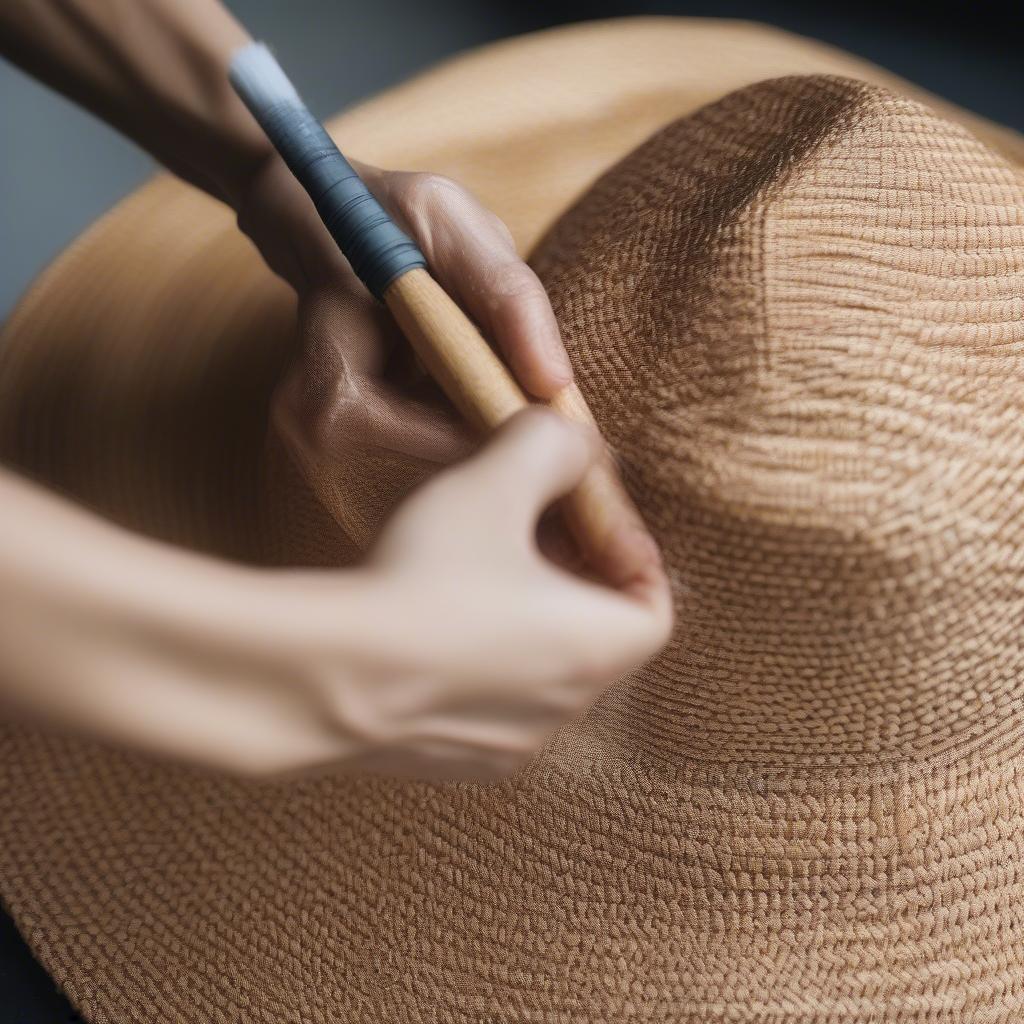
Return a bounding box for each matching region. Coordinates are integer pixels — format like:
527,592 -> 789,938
230,46 -> 426,299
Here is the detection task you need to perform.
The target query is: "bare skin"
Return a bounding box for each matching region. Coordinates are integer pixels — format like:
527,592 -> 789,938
0,0 -> 672,779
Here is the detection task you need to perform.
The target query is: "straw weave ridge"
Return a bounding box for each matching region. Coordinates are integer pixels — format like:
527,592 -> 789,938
1,21 -> 1023,1024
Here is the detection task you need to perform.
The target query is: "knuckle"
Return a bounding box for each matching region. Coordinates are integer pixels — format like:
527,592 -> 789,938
401,171 -> 465,218
415,462 -> 476,513
539,683 -> 588,715
652,607 -> 675,651
525,620 -> 617,695
317,681 -> 398,748
480,260 -> 543,306
553,628 -> 625,692
601,624 -> 669,685
488,212 -> 517,249
623,602 -> 674,667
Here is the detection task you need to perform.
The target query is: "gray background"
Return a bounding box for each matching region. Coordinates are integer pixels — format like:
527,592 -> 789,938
1,1 -> 1021,1019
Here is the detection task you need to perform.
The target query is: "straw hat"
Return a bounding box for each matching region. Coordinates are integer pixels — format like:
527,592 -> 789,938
2,18 -> 1023,1022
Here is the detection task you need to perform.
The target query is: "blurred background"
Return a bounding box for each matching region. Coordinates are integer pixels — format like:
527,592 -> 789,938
1,0 -> 1022,320
1,0 -> 1021,1018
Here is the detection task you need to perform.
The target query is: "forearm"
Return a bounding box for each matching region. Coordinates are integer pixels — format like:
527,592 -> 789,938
0,464 -> 519,779
0,466 -> 367,769
0,0 -> 268,204
0,466 -> 242,726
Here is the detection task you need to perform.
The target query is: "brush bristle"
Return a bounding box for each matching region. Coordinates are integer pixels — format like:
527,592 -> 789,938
229,42 -> 301,113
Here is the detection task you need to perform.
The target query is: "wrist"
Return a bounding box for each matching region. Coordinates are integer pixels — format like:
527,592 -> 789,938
138,2 -> 270,207
232,150 -> 349,291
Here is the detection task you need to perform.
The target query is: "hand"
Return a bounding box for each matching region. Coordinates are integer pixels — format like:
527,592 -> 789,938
227,411 -> 670,781
236,154 -> 662,587
0,415 -> 671,780
346,410 -> 674,780
238,153 -> 573,469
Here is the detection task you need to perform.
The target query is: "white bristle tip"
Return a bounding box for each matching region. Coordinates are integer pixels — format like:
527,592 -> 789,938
229,42 -> 301,110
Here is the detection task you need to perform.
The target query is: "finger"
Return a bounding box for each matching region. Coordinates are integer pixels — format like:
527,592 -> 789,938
385,171 -> 574,399
544,576 -> 675,690
599,520 -> 674,609
453,408 -> 599,530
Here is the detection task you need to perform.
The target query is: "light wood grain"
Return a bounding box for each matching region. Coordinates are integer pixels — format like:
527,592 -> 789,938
384,268 -> 527,431
384,267 -> 643,578
549,381 -> 643,581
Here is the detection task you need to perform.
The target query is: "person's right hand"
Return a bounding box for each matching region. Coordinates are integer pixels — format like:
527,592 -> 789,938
0,413 -> 671,781
253,409 -> 672,780
337,409 -> 674,780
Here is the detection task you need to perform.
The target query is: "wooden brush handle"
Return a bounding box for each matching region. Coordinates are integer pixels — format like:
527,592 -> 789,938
385,268 -> 526,431
230,50 -> 645,573
384,268 -> 642,575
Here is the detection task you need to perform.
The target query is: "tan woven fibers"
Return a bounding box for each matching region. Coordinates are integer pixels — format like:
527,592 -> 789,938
2,18 -> 1024,1023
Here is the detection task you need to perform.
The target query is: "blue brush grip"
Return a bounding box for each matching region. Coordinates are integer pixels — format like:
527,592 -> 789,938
256,101 -> 426,298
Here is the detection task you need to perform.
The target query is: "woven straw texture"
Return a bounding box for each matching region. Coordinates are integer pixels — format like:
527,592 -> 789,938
1,18 -> 1024,1023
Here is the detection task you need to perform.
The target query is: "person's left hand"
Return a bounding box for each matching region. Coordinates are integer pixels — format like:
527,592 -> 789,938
236,153 -> 575,481
235,151 -> 664,588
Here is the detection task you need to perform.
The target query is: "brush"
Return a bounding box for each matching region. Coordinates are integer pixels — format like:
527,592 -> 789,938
229,42 -> 643,580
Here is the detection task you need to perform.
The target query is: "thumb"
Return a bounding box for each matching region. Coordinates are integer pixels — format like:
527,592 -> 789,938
464,408 -> 598,529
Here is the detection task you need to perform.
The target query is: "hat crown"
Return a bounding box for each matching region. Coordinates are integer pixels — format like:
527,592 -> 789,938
532,75 -> 1024,769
